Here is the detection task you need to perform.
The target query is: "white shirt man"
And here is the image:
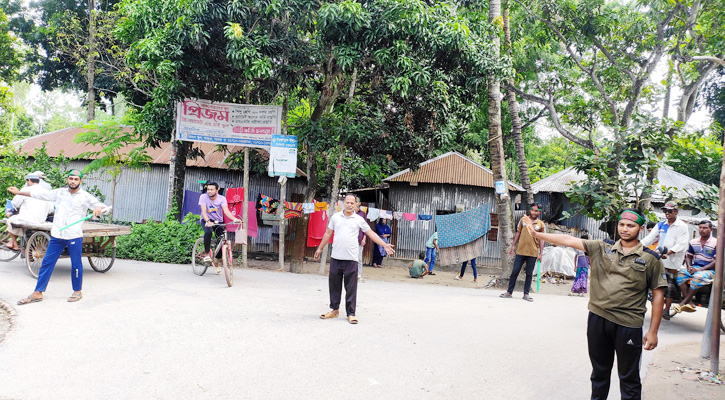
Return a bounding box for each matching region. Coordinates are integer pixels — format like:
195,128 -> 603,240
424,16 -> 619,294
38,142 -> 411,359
314,193 -> 394,324
4,174 -> 53,251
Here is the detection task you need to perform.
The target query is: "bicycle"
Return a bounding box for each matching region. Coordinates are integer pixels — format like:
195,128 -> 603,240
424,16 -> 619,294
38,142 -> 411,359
191,221 -> 239,287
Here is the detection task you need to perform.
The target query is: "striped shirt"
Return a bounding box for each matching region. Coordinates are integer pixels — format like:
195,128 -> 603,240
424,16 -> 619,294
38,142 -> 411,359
687,236 -> 717,267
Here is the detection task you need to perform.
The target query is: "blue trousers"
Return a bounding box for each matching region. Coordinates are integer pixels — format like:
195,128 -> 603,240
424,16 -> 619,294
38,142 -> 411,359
460,259 -> 477,279
35,237 -> 84,292
424,246 -> 436,272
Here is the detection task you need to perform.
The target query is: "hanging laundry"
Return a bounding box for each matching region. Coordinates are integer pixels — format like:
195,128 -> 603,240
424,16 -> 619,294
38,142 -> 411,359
224,188 -> 243,232
418,214 -> 433,220
435,204 -> 491,248
403,213 -> 417,221
302,203 -> 315,214
284,201 -> 303,219
257,193 -> 280,214
379,210 -> 393,219
314,202 -> 328,212
181,190 -> 202,222
307,210 -> 333,247
223,200 -> 258,238
392,211 -> 404,220
366,207 -> 380,221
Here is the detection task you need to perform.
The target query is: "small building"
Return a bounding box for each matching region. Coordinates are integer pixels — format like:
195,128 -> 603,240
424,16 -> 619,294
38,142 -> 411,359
15,127 -> 307,253
531,166 -> 715,238
380,151 -> 525,266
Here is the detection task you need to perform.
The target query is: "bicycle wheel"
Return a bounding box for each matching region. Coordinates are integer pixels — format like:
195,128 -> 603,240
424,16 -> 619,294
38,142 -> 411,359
191,237 -> 208,276
222,243 -> 233,287
26,231 -> 50,278
88,247 -> 115,273
0,224 -> 21,262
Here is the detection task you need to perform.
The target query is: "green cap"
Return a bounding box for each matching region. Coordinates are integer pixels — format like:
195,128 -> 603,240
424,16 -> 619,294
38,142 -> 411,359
68,169 -> 83,178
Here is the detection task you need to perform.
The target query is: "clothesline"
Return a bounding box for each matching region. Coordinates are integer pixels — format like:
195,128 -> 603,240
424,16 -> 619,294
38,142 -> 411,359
255,194 -> 434,222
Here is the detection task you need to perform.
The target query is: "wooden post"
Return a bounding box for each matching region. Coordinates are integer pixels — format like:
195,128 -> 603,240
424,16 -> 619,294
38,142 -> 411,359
242,147 -> 249,269
708,150 -> 725,373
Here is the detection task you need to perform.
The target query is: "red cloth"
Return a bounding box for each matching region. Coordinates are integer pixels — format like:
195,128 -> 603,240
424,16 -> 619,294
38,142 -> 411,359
223,188 -> 258,238
307,210 -> 332,247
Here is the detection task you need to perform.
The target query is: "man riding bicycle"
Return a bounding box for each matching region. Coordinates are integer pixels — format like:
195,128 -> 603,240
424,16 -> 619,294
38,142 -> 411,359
199,182 -> 240,274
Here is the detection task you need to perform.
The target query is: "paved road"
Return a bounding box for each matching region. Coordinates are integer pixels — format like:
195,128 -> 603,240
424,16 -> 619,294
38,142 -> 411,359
0,258 -> 709,400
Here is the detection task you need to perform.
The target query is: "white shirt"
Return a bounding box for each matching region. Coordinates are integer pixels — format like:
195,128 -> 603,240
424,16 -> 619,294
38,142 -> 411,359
9,185 -> 53,225
641,217 -> 690,270
327,211 -> 370,261
32,187 -> 105,240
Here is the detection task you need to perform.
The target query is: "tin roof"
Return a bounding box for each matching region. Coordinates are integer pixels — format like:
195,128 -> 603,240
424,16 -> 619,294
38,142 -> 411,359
14,127 -> 306,176
531,166 -> 707,202
383,151 -> 525,191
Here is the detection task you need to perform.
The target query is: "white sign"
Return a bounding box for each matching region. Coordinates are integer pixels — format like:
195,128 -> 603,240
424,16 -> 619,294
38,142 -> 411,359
176,99 -> 282,148
494,180 -> 506,195
268,135 -> 298,177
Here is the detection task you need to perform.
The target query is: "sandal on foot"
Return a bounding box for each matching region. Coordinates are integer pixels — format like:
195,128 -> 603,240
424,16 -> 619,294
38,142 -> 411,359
522,295 -> 533,302
68,292 -> 82,302
428,272 -> 436,276
320,311 -> 339,319
17,295 -> 42,305
348,316 -> 359,324
455,276 -> 462,281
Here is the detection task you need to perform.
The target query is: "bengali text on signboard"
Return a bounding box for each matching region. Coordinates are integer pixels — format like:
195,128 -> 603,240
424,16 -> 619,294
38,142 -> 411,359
268,135 -> 298,177
175,99 -> 282,148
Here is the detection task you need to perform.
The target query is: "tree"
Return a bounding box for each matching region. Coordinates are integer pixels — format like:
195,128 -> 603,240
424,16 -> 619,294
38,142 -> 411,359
0,7 -> 22,83
74,117 -> 151,220
114,0 -> 506,270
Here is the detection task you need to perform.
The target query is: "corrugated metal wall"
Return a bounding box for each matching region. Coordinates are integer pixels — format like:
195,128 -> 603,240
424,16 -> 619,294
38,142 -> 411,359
387,182 -> 521,267
68,161 -> 307,253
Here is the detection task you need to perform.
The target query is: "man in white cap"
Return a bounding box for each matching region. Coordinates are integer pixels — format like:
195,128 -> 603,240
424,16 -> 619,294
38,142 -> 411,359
641,200 -> 690,320
33,171 -> 53,190
2,173 -> 52,251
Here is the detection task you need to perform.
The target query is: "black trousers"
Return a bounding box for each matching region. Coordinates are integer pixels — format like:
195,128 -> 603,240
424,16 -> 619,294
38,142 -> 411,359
507,255 -> 537,294
203,224 -> 225,257
329,258 -> 359,316
587,312 -> 643,400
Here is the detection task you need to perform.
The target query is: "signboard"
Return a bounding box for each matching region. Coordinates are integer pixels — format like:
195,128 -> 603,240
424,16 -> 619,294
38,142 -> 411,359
494,180 -> 506,195
268,135 -> 298,177
176,99 -> 282,148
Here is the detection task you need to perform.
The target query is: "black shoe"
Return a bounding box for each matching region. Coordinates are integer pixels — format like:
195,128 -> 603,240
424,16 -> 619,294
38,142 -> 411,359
662,312 -> 671,321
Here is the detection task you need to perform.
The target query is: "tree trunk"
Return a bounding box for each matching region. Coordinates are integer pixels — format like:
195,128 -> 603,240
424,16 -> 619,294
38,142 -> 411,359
318,143 -> 345,274
86,0 -> 96,122
488,0 -> 515,282
503,6 -> 534,208
166,138 -> 190,220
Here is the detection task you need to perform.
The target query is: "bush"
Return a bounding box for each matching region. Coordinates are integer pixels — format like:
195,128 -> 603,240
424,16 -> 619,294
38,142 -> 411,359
116,211 -> 203,264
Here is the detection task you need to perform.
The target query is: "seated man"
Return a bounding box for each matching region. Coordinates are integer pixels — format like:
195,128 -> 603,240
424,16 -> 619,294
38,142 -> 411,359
199,182 -> 240,273
408,251 -> 428,278
3,174 -> 52,251
675,220 -> 717,313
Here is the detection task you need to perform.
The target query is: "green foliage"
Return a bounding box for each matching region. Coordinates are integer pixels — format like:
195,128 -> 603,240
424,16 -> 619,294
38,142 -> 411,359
74,117 -> 152,179
115,209 -> 204,264
665,130 -> 723,186
0,8 -> 22,82
566,115 -> 680,234
679,184 -> 720,220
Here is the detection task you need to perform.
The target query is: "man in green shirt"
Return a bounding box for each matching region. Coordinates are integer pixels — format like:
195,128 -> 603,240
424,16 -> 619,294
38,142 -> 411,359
409,252 -> 428,278
521,208 -> 666,400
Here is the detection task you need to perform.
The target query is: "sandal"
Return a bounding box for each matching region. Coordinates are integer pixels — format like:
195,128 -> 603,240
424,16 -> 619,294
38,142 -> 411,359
68,292 -> 82,302
522,294 -> 533,302
428,272 -> 436,276
500,292 -> 512,298
17,295 -> 42,305
348,316 -> 359,324
680,304 -> 697,313
320,310 -> 339,319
